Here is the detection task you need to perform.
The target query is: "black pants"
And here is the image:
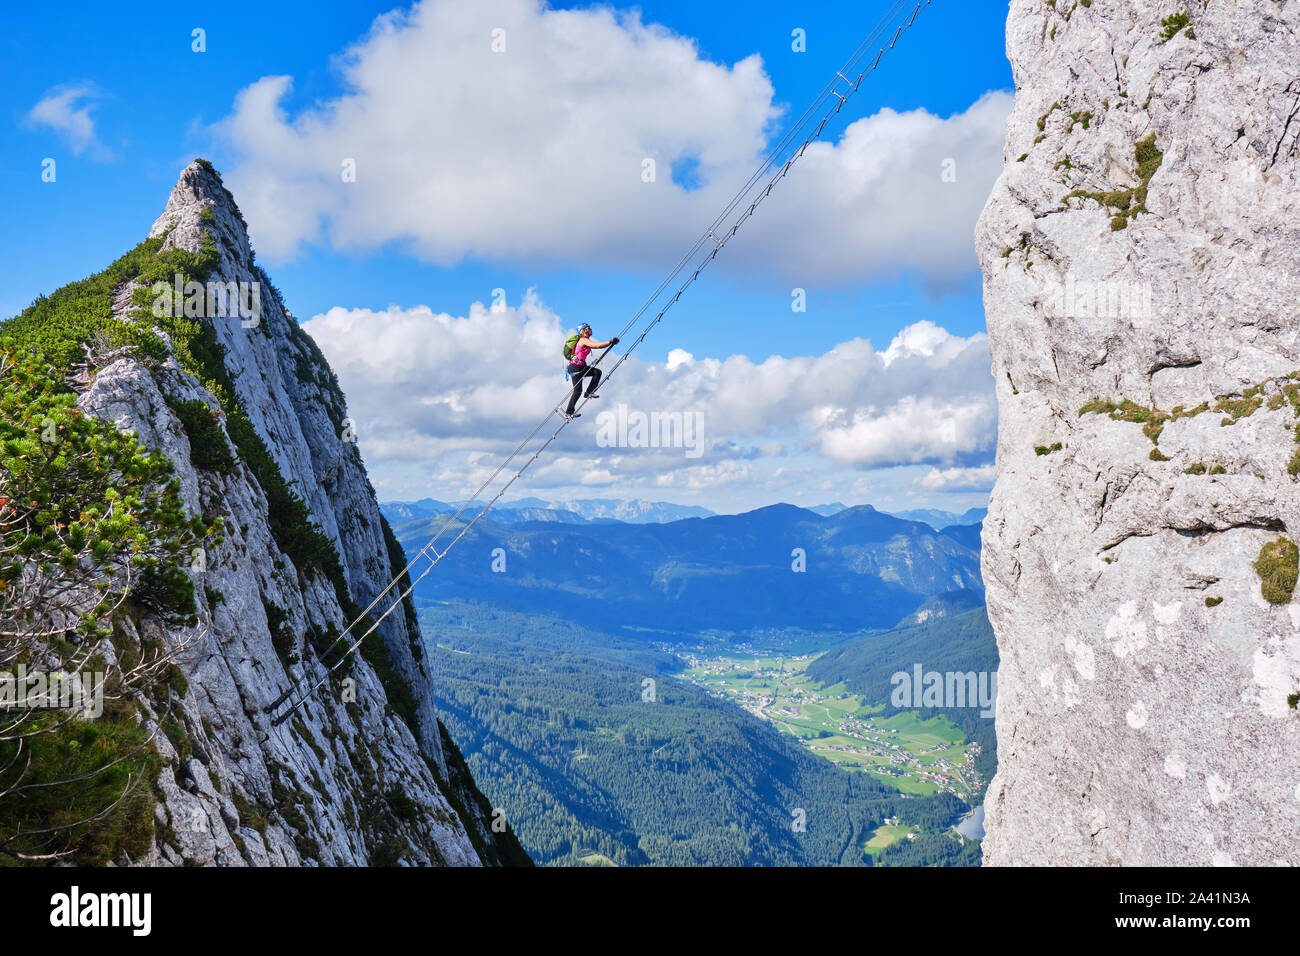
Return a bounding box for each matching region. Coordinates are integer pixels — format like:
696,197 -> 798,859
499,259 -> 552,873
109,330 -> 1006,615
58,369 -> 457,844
566,364 -> 601,414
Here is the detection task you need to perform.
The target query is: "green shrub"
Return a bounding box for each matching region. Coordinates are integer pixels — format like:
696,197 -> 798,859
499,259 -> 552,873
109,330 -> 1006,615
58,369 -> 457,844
369,838 -> 404,867
0,708 -> 161,865
162,717 -> 192,762
1255,537 -> 1299,605
264,598 -> 295,663
232,792 -> 269,834
384,787 -> 420,823
0,344 -> 219,638
1204,596 -> 1223,608
1065,133 -> 1163,230
1158,12 -> 1190,43
1,239 -> 170,367
130,559 -> 200,627
1079,398 -> 1161,428
1067,110 -> 1093,132
1214,386 -> 1264,425
166,397 -> 235,473
307,624 -> 352,674
380,513 -> 424,662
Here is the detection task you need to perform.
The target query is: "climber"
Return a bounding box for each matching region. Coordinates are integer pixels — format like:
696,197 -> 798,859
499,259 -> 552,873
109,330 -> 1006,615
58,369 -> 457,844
562,324 -> 618,420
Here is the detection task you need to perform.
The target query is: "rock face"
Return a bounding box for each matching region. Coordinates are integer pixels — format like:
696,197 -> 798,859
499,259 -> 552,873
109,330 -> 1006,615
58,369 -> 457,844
80,161 -> 528,866
977,2 -> 1300,865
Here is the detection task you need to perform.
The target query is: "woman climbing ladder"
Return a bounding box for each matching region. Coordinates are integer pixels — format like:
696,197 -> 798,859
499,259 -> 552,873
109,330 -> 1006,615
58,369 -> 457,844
563,324 -> 618,420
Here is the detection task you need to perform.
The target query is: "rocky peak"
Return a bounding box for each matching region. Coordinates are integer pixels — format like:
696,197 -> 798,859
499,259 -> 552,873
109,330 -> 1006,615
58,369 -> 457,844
149,160 -> 255,273
64,160 -> 530,866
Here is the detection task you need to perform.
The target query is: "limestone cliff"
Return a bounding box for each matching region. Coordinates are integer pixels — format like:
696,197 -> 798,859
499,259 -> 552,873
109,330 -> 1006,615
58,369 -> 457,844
56,161 -> 528,866
977,1 -> 1300,864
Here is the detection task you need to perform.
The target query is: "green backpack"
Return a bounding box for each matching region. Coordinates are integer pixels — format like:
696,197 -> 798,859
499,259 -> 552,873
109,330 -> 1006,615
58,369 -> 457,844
563,333 -> 581,361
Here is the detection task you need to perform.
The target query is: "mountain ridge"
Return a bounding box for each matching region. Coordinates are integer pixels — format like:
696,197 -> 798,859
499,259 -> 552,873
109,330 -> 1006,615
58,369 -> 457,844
0,160 -> 528,866
391,500 -> 984,632
381,496 -> 714,525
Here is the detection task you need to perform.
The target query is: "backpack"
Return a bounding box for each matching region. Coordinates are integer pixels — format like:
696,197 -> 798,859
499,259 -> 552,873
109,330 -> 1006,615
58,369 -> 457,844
563,333 -> 581,361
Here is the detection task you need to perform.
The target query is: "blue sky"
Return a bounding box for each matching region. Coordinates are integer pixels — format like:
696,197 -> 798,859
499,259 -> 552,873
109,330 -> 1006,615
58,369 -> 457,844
2,0 -> 1014,514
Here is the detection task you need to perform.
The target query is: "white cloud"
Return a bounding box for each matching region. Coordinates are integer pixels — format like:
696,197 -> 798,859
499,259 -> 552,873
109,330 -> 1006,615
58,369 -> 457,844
654,460 -> 754,490
881,320 -> 970,365
814,396 -> 993,467
666,348 -> 695,371
305,290 -> 566,447
719,91 -> 1012,285
917,463 -> 998,492
26,84 -> 107,157
302,294 -> 996,501
214,0 -> 1010,284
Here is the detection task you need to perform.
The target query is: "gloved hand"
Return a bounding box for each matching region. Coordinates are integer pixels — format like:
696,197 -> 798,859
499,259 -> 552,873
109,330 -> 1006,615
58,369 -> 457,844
610,336 -> 620,345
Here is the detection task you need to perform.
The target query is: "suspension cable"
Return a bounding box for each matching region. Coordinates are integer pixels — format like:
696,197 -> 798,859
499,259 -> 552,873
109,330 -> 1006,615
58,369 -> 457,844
268,0 -> 931,726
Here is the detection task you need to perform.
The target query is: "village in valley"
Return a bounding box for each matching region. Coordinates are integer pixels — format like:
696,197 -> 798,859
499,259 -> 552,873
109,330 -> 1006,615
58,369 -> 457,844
677,652 -> 984,803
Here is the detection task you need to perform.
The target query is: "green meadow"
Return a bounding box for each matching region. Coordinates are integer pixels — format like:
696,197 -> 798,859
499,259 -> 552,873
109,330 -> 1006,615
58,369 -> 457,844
864,824 -> 917,855
680,653 -> 982,800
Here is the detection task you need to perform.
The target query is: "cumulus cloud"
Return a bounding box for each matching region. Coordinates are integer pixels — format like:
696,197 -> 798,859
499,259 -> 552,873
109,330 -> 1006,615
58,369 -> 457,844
814,397 -> 991,467
807,321 -> 998,466
654,460 -> 755,490
214,0 -> 1009,284
26,84 -> 108,157
302,298 -> 996,501
722,91 -> 1012,284
917,463 -> 998,492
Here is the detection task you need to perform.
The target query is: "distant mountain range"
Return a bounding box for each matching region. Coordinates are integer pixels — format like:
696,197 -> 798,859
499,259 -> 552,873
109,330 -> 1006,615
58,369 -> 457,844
889,507 -> 988,531
389,502 -> 983,632
381,497 -> 986,531
381,496 -> 714,525
406,497 -> 995,865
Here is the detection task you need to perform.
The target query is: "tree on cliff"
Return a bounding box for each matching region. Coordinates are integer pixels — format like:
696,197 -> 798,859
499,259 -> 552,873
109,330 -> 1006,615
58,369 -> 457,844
0,342 -> 221,863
